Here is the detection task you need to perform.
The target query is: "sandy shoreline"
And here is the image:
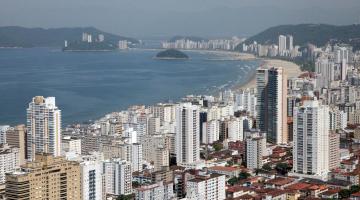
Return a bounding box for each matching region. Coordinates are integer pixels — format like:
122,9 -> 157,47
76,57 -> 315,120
236,58 -> 302,90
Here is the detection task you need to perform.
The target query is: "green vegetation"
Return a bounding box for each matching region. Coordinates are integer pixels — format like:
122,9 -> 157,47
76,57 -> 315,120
239,24 -> 360,50
155,49 -> 189,59
338,185 -> 360,199
261,163 -> 272,171
212,143 -> 223,152
0,26 -> 139,48
275,163 -> 292,175
227,172 -> 251,186
117,194 -> 134,200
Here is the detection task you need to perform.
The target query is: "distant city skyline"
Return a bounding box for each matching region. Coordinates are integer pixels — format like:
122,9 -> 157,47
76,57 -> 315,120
1,0 -> 360,38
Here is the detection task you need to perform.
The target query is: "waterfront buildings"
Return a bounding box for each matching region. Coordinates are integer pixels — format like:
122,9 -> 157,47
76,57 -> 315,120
256,67 -> 288,144
5,154 -> 81,200
26,96 -> 62,161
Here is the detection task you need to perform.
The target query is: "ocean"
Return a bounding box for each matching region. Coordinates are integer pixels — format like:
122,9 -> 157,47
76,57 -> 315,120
0,47 -> 260,125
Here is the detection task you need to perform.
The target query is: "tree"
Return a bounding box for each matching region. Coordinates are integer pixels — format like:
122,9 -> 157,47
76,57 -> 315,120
262,163 -> 272,171
339,189 -> 351,199
275,163 -> 291,175
213,143 -> 223,152
117,194 -> 134,200
238,172 -> 251,180
350,185 -> 360,194
227,177 -> 238,186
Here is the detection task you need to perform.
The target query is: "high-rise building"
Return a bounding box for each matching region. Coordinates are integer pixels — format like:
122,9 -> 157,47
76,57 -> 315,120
134,181 -> 174,200
246,131 -> 266,170
6,124 -> 26,165
227,116 -> 253,142
147,117 -> 160,135
5,154 -> 81,200
329,132 -> 340,170
0,144 -> 19,184
80,155 -> 103,200
0,126 -> 10,144
315,58 -> 335,89
132,143 -> 143,172
256,67 -> 288,144
186,173 -> 226,200
26,96 -> 62,161
286,35 -> 294,50
292,100 -> 330,180
62,136 -> 81,155
278,35 -> 287,56
103,159 -> 132,196
201,120 -> 220,144
175,103 -> 200,165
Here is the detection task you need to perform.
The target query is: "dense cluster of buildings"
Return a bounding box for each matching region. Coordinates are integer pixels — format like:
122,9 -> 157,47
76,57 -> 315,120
241,35 -> 302,58
64,32 -> 129,49
161,37 -> 244,51
2,39 -> 360,200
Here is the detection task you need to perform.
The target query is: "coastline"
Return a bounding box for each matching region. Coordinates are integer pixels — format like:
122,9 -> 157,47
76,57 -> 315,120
236,58 -> 302,90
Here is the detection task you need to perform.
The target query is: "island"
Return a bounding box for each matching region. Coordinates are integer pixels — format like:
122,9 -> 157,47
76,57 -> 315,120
155,49 -> 189,60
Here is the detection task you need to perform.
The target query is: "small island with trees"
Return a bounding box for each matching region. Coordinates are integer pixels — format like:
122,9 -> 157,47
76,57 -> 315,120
155,49 -> 189,60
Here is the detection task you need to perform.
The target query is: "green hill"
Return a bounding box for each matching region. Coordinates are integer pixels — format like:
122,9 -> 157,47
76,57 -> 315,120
155,49 -> 189,59
0,26 -> 139,48
237,24 -> 360,50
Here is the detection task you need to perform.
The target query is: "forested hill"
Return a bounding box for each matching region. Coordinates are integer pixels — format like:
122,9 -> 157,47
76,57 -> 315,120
239,24 -> 360,50
0,26 -> 139,47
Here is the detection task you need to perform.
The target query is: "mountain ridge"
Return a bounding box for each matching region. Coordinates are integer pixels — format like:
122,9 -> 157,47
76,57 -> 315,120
0,26 -> 139,48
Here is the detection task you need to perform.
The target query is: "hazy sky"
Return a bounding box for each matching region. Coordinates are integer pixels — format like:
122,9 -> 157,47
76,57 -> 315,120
1,0 -> 360,38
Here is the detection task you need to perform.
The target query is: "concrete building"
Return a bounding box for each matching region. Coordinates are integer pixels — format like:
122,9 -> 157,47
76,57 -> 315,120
202,120 -> 220,144
62,136 -> 81,155
186,173 -> 226,200
227,116 -> 253,142
132,143 -> 143,172
6,124 -> 26,165
80,155 -> 103,200
175,103 -> 200,165
278,35 -> 287,56
0,144 -> 19,184
134,181 -> 174,200
292,100 -> 330,180
103,159 -> 132,196
329,132 -> 340,170
256,67 -> 288,144
246,131 -> 266,170
26,96 -> 62,161
5,154 -> 81,200
0,126 -> 10,144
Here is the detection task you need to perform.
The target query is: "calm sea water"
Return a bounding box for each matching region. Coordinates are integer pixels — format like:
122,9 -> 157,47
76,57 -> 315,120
0,47 -> 259,125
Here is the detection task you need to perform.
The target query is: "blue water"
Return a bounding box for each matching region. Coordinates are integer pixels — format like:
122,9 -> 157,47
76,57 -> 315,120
0,47 -> 259,125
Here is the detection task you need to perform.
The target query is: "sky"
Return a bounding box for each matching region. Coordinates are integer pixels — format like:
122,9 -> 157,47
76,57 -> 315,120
1,0 -> 360,38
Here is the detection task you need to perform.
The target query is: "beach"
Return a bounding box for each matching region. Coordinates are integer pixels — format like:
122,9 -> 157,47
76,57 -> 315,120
237,58 -> 302,90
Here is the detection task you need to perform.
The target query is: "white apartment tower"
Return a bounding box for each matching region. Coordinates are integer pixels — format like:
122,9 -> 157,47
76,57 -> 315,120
27,96 -> 61,161
246,131 -> 266,170
293,100 -> 330,180
80,156 -> 103,200
186,174 -> 226,200
103,159 -> 132,196
278,35 -> 287,56
0,144 -> 19,184
175,103 -> 200,165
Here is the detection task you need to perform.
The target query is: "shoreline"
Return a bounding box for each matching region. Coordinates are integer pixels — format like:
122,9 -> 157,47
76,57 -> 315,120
236,58 -> 303,90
